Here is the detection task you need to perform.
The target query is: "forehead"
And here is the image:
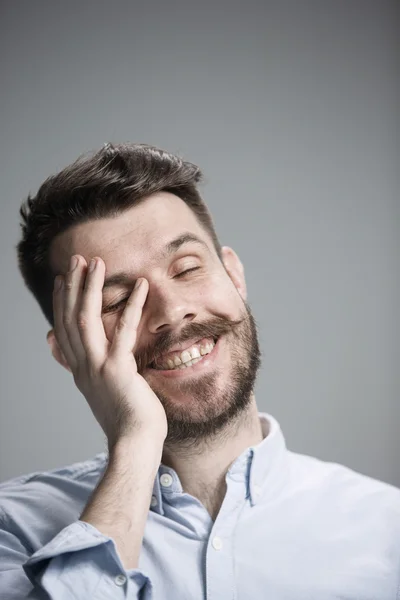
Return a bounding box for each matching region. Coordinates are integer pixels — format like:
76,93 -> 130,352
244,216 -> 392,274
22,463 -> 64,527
49,191 -> 213,274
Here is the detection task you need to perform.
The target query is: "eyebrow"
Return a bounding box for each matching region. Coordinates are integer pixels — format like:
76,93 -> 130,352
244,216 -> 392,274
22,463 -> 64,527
102,232 -> 209,289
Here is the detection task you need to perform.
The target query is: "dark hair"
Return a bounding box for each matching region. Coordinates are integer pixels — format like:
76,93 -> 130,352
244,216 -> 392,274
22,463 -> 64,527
16,142 -> 222,328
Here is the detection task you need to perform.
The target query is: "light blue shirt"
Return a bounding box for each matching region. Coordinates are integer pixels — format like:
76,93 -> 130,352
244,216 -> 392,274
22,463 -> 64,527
0,412 -> 399,599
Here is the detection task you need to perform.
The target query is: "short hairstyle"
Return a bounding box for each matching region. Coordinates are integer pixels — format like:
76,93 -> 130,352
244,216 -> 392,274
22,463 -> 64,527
16,142 -> 222,327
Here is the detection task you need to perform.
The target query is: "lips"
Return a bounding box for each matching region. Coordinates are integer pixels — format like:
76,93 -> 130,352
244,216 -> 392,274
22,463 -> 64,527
147,336 -> 218,369
146,334 -> 222,378
164,337 -> 204,355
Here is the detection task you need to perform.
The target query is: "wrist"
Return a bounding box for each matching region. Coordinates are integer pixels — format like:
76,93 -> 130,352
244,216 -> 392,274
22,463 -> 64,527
109,431 -> 165,464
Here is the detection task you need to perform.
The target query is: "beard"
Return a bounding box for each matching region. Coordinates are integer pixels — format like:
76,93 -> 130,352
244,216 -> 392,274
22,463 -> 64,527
136,302 -> 262,446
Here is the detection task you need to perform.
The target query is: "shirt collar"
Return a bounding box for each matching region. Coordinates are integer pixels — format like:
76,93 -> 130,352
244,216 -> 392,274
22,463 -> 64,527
247,412 -> 288,505
150,412 -> 288,514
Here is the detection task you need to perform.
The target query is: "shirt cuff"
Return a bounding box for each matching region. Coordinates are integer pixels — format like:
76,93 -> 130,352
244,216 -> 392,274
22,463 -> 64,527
23,520 -> 151,599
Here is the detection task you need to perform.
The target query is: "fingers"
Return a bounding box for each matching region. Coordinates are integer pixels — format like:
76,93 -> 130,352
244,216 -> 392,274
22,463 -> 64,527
110,277 -> 149,358
53,271 -> 78,371
53,253 -> 149,374
53,255 -> 108,374
77,257 -> 109,366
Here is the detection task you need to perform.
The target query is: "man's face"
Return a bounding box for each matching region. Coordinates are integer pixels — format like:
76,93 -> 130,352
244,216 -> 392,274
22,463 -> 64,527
49,192 -> 261,445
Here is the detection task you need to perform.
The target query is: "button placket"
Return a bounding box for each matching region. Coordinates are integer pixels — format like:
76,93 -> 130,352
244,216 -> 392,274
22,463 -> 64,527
160,473 -> 173,488
205,479 -> 244,600
211,536 -> 223,551
114,574 -> 127,586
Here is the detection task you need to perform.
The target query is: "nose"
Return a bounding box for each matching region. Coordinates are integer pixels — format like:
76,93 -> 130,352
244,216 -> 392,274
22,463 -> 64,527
146,284 -> 197,334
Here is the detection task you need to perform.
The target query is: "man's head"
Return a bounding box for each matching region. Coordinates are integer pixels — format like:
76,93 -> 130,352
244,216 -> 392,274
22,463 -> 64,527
17,143 -> 261,445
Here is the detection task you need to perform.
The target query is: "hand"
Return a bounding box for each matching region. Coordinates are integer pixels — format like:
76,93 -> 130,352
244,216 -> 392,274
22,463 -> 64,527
53,255 -> 168,451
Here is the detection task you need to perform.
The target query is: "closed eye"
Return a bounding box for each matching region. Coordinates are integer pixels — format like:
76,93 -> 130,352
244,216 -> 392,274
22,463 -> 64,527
174,266 -> 201,278
103,297 -> 128,314
103,267 -> 201,314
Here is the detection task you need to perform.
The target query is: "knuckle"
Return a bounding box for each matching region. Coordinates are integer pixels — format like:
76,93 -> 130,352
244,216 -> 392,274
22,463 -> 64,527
77,312 -> 90,330
62,314 -> 72,328
64,278 -> 74,291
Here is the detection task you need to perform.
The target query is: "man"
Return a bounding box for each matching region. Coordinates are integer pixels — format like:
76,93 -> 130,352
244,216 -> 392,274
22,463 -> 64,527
0,143 -> 399,599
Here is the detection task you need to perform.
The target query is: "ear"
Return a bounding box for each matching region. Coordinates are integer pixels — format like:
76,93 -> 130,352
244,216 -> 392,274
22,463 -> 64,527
221,246 -> 247,301
46,330 -> 73,373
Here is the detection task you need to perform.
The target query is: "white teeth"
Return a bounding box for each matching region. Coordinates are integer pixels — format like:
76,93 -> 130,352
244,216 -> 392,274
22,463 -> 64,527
181,350 -> 191,363
177,358 -> 200,370
155,338 -> 217,370
200,343 -> 214,355
191,347 -> 201,359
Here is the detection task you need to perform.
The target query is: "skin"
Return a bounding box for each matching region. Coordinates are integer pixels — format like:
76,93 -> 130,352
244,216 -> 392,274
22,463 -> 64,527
47,191 -> 264,518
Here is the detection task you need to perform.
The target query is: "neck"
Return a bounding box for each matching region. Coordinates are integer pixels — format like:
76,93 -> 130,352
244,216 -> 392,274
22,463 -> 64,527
161,394 -> 263,521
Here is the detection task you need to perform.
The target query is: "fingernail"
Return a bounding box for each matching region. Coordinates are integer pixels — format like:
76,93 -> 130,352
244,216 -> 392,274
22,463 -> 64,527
135,278 -> 142,290
69,256 -> 78,271
54,276 -> 63,291
89,258 -> 97,272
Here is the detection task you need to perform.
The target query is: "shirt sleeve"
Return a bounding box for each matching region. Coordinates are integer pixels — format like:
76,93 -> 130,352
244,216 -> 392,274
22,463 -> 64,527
0,519 -> 153,600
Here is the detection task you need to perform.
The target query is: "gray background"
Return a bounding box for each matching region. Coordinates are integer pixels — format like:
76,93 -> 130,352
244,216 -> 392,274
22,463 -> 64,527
0,1 -> 398,486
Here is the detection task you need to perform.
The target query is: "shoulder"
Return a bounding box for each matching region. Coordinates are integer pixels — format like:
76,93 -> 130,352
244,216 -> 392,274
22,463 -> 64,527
286,449 -> 400,522
288,449 -> 399,492
0,452 -> 108,542
0,451 -> 108,497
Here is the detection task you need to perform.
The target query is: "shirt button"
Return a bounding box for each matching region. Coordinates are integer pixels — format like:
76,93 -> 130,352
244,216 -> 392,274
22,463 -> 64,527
160,473 -> 173,487
115,574 -> 127,586
150,495 -> 158,507
212,536 -> 223,551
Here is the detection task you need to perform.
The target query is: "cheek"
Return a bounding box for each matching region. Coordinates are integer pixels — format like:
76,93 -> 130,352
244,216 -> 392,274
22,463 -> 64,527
200,273 -> 243,315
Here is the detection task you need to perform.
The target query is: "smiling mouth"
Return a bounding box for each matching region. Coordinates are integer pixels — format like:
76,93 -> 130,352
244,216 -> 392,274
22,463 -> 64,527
148,336 -> 219,371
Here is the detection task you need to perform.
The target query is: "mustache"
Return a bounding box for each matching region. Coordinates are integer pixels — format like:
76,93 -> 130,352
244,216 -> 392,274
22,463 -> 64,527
135,314 -> 244,372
